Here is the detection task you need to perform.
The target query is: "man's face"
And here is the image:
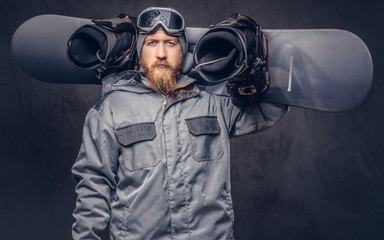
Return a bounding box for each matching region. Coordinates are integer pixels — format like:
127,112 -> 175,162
140,29 -> 184,95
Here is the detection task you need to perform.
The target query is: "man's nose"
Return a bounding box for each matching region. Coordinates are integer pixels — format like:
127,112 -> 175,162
156,43 -> 167,59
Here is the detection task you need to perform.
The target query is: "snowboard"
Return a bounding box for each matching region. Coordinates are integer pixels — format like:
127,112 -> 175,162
11,14 -> 373,112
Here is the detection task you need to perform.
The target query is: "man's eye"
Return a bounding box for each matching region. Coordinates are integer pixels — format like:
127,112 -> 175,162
167,41 -> 176,46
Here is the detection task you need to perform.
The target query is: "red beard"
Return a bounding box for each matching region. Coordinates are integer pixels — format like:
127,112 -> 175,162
140,57 -> 183,95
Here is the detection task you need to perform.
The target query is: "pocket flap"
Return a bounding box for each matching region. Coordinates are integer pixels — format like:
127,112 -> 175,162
116,122 -> 156,146
185,116 -> 220,136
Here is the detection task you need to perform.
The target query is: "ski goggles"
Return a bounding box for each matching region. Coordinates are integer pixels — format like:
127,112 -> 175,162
137,7 -> 185,36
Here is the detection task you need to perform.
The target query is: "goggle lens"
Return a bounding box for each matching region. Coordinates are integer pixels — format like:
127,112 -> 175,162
138,9 -> 185,34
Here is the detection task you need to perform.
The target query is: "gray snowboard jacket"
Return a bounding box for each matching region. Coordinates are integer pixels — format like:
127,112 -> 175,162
72,71 -> 288,240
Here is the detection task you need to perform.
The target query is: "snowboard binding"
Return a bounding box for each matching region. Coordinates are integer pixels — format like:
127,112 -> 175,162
67,13 -> 138,79
193,13 -> 269,107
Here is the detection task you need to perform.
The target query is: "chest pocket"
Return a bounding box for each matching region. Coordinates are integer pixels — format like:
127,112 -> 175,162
116,122 -> 160,171
185,116 -> 224,161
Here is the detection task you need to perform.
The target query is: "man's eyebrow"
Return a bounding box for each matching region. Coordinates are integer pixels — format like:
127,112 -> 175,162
145,37 -> 179,42
144,37 -> 158,42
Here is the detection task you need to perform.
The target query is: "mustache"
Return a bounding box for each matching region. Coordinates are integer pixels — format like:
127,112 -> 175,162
152,60 -> 172,69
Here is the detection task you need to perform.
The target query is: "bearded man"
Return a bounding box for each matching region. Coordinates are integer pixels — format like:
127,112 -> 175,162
72,7 -> 288,240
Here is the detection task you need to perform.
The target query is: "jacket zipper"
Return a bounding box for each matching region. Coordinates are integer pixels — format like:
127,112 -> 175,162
162,92 -> 168,112
163,98 -> 168,112
161,79 -> 198,112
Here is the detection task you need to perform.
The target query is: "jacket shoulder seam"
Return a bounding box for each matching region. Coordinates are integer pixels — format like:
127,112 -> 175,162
93,90 -> 118,111
89,106 -> 116,134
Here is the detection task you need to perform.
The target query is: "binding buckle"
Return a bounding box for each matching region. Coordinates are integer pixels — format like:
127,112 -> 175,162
238,86 -> 258,95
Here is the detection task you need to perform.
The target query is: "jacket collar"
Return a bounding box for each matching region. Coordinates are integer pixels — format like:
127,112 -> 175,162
101,71 -> 201,105
139,72 -> 196,90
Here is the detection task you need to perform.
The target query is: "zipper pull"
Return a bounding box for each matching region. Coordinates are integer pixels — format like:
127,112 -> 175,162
162,92 -> 168,112
163,99 -> 167,111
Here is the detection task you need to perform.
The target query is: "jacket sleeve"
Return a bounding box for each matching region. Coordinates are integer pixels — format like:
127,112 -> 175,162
220,96 -> 289,136
71,107 -> 120,239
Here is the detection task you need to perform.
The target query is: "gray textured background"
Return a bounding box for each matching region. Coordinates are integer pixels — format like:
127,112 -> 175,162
1,0 -> 383,239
